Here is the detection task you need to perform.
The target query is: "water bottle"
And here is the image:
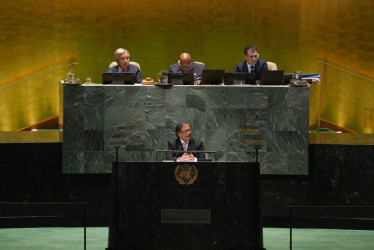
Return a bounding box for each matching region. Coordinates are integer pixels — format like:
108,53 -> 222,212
67,66 -> 76,83
291,71 -> 302,85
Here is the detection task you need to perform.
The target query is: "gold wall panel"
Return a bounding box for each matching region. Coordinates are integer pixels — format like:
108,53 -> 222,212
1,0 -> 374,132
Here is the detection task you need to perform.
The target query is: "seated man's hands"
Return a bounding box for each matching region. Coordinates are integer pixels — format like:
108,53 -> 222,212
179,153 -> 195,162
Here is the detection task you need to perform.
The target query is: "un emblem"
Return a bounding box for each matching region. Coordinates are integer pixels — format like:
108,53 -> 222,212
175,164 -> 198,185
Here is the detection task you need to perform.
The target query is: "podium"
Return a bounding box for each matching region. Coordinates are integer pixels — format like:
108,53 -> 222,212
107,161 -> 262,249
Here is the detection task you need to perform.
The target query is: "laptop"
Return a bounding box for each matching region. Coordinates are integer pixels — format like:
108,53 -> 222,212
224,72 -> 256,85
102,72 -> 135,85
167,72 -> 194,85
260,70 -> 284,85
200,69 -> 225,85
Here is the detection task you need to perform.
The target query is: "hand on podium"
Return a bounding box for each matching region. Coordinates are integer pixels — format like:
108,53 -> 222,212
178,153 -> 196,162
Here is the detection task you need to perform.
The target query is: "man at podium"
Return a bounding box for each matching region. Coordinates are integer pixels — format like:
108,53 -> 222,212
167,122 -> 204,162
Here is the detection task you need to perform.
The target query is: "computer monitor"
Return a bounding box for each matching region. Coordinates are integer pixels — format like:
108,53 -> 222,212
200,69 -> 225,85
102,72 -> 135,85
224,72 -> 256,85
167,72 -> 194,85
260,70 -> 284,85
283,73 -> 293,85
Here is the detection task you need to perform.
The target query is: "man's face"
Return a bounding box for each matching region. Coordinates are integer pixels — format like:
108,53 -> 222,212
116,52 -> 130,70
180,60 -> 193,72
244,50 -> 258,66
178,124 -> 192,142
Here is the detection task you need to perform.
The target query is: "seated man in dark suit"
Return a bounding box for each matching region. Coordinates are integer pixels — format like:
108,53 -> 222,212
167,122 -> 204,162
169,53 -> 206,83
234,45 -> 268,81
105,48 -> 142,83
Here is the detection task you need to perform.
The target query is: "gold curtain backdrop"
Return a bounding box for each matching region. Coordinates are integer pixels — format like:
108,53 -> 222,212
0,0 -> 374,132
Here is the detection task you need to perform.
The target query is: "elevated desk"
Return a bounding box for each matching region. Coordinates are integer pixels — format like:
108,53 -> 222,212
62,84 -> 309,175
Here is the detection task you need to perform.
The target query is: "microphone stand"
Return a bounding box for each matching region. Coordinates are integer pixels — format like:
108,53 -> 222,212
254,144 -> 261,163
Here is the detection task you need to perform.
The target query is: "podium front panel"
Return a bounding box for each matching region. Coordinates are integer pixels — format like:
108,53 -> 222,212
108,161 -> 261,249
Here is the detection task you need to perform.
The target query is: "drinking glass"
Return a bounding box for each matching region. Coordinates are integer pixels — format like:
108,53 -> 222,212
86,77 -> 92,84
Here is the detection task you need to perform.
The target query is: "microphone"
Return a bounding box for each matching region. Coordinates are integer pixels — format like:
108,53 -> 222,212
173,143 -> 183,162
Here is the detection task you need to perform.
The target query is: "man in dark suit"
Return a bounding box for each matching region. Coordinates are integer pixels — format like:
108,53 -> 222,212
105,48 -> 142,83
167,122 -> 204,162
234,45 -> 268,81
169,53 -> 206,82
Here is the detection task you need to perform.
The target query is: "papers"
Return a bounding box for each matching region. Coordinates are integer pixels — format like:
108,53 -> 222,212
302,73 -> 320,83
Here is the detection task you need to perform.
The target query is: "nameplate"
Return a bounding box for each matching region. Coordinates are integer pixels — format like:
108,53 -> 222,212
112,80 -> 124,85
161,209 -> 211,224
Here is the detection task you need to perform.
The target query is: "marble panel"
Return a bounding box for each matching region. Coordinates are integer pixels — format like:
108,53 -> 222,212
63,85 -> 309,174
83,107 -> 104,130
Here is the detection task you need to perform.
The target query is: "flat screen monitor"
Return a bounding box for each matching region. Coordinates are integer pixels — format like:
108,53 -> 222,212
102,72 -> 135,85
200,69 -> 225,85
224,72 -> 256,85
167,72 -> 194,85
283,73 -> 293,85
260,70 -> 284,85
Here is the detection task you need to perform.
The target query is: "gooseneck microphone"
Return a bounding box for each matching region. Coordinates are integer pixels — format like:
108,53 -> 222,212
173,143 -> 183,162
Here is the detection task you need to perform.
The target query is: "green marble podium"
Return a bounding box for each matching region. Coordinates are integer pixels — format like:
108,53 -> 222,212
62,84 -> 309,174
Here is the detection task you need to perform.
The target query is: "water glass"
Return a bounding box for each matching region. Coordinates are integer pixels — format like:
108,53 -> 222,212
86,77 -> 92,84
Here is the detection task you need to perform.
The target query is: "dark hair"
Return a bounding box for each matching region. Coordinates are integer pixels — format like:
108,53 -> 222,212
175,122 -> 188,137
244,45 -> 258,55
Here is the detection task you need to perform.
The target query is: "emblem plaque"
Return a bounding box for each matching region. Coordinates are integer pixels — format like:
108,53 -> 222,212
175,164 -> 198,185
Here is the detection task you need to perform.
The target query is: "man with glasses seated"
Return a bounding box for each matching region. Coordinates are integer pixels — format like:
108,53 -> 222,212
106,48 -> 142,83
167,122 -> 204,162
234,45 -> 268,80
169,52 -> 207,83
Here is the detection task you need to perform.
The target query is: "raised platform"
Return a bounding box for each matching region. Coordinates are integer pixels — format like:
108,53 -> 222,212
62,84 -> 309,174
1,132 -> 374,230
309,132 -> 374,145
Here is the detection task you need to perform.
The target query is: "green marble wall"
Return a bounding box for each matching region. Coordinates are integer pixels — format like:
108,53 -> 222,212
62,84 -> 309,174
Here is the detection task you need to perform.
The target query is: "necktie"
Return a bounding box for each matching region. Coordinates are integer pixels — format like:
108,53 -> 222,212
121,68 -> 125,73
251,66 -> 255,73
183,142 -> 188,151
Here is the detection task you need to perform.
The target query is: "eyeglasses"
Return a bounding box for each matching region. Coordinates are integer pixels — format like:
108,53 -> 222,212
180,129 -> 191,134
180,63 -> 192,69
118,56 -> 129,61
247,54 -> 259,59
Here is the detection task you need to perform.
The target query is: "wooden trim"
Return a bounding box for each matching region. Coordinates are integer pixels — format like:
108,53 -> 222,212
309,118 -> 356,133
17,115 -> 59,131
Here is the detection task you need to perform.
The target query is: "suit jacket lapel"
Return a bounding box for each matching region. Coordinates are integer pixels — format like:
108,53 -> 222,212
255,61 -> 260,74
242,61 -> 249,72
187,138 -> 194,151
176,139 -> 183,151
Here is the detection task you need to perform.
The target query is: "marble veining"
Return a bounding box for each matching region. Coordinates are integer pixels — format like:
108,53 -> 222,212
63,85 -> 309,174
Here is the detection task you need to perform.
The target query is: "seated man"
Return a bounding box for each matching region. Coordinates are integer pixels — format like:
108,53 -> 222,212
234,45 -> 268,81
167,122 -> 204,162
169,53 -> 206,82
106,48 -> 142,83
